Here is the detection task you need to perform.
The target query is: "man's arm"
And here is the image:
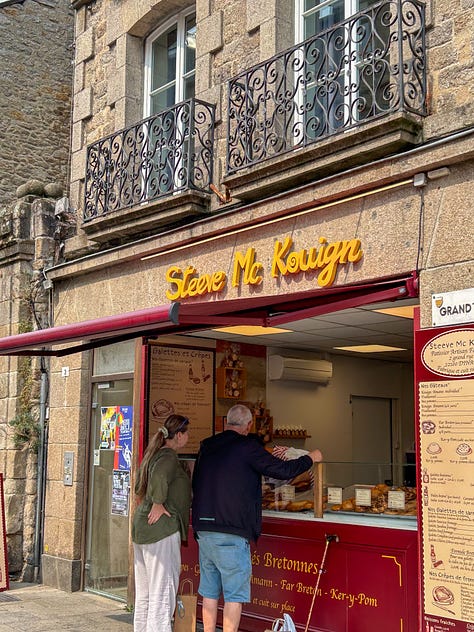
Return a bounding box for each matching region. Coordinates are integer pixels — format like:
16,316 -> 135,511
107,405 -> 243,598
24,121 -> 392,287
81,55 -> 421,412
251,442 -> 322,480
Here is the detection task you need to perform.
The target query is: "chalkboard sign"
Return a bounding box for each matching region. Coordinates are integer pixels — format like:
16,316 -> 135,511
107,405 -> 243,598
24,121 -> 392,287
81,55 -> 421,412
0,473 -> 8,591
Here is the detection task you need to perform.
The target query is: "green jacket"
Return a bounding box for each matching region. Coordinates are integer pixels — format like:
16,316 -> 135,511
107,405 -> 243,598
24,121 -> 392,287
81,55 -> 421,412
132,448 -> 191,545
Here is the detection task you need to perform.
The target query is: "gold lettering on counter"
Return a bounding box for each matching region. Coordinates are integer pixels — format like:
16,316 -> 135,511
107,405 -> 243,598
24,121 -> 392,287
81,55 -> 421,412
262,551 -> 318,574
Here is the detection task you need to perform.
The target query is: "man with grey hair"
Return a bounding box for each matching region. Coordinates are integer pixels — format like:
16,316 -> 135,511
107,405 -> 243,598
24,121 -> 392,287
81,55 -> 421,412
192,404 -> 322,632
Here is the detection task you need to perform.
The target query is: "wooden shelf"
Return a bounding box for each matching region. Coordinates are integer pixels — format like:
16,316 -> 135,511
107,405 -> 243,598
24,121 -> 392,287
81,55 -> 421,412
216,366 -> 246,399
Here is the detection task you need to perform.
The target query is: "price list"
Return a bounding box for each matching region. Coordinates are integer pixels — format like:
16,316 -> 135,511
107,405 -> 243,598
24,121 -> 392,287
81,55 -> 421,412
419,379 -> 474,624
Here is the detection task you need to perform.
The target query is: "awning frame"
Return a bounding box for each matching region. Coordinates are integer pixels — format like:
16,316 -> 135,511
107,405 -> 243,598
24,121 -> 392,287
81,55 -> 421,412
0,272 -> 418,357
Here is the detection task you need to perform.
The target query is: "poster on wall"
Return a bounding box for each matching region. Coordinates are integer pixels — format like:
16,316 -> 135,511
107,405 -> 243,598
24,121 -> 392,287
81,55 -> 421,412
111,469 -> 130,517
100,406 -> 133,465
148,344 -> 215,454
100,407 -> 118,449
415,320 -> 474,631
112,406 -> 133,470
0,473 -> 8,592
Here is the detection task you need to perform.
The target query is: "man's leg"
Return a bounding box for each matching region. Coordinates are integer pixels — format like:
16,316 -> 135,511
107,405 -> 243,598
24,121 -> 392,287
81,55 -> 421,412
202,596 -> 219,632
222,602 -> 243,632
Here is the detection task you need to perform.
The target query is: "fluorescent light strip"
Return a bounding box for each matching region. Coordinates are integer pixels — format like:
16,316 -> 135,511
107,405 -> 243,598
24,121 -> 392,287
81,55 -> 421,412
141,179 -> 413,262
334,344 -> 407,353
373,306 -> 416,319
214,326 -> 290,336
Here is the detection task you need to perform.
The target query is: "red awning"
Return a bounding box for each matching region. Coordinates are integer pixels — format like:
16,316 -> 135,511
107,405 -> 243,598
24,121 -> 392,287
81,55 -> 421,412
0,303 -> 180,357
0,272 -> 418,357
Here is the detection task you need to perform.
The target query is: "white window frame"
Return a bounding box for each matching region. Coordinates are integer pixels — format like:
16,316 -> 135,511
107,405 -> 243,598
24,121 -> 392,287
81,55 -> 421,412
295,0 -> 382,136
143,7 -> 196,118
142,7 -> 196,193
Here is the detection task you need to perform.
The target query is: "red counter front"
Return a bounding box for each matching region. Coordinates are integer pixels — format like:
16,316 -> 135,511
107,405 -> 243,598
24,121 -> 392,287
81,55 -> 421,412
180,515 -> 418,632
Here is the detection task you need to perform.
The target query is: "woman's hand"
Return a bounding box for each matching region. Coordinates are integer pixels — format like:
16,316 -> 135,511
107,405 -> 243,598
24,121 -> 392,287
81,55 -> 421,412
147,502 -> 171,525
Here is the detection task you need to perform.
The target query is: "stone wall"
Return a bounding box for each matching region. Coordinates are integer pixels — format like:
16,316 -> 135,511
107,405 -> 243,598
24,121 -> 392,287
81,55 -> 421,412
0,185 -> 61,580
66,0 -> 474,258
68,0 -> 284,241
0,0 -> 74,208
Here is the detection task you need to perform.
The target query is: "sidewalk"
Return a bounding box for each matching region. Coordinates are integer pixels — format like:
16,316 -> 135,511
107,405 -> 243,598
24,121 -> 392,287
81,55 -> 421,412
0,582 -> 133,631
0,582 -> 209,631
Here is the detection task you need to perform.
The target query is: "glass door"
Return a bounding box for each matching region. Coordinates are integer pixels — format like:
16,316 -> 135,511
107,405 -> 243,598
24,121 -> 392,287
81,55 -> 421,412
85,379 -> 134,601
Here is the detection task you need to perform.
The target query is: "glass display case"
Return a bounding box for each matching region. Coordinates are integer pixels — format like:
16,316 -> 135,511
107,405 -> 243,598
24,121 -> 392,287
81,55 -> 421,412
262,461 -> 418,522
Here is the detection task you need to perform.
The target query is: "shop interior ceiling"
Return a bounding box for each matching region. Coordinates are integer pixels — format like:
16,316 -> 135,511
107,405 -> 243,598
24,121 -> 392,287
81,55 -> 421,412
188,298 -> 418,363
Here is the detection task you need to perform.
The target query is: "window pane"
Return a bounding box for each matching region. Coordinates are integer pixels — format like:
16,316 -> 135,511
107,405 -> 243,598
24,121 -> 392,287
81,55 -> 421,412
184,14 -> 196,76
151,26 -> 177,93
93,340 -> 135,375
184,75 -> 195,100
304,0 -> 345,38
151,85 -> 176,113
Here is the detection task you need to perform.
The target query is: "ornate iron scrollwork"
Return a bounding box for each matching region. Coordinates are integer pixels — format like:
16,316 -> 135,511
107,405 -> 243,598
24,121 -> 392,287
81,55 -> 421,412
84,98 -> 215,221
227,0 -> 426,174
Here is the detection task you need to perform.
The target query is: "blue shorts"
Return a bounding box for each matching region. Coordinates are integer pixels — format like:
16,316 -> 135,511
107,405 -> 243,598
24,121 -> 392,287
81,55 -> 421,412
197,531 -> 251,603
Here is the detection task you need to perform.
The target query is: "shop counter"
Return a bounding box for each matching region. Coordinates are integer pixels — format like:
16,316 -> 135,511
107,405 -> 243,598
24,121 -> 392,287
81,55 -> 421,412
180,512 -> 419,632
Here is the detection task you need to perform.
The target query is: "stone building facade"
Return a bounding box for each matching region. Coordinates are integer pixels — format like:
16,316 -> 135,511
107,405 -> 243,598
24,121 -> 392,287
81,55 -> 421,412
0,0 -> 473,625
0,0 -> 74,581
0,0 -> 73,207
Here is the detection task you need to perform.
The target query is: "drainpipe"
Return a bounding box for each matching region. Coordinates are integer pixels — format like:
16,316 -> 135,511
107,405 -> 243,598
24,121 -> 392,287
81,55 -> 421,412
33,363 -> 49,582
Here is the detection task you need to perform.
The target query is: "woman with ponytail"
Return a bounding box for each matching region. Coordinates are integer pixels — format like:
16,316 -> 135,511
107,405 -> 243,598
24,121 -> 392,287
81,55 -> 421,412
132,414 -> 191,632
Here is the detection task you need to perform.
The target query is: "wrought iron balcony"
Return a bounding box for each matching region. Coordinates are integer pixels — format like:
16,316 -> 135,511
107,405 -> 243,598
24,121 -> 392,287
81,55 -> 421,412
84,98 -> 215,221
227,0 -> 426,175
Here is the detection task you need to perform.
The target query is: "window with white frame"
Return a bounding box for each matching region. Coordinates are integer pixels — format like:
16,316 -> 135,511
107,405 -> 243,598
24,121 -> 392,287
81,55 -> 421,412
142,8 -> 196,194
144,9 -> 196,117
295,0 -> 390,137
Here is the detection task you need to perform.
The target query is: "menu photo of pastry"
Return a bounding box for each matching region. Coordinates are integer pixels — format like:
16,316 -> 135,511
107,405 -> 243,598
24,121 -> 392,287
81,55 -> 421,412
432,585 -> 455,615
151,398 -> 174,420
421,421 -> 436,434
456,442 -> 472,456
426,442 -> 442,455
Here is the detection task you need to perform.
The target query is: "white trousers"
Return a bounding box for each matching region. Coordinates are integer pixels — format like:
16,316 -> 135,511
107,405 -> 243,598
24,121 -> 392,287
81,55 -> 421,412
133,531 -> 181,632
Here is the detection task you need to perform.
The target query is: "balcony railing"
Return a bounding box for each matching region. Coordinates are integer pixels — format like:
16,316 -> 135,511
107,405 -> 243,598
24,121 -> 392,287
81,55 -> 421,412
227,0 -> 426,175
84,98 -> 215,221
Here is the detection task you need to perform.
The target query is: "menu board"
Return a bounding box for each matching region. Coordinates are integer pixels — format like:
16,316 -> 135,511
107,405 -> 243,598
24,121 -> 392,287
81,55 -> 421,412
0,474 -> 8,591
148,344 -> 214,454
416,323 -> 474,630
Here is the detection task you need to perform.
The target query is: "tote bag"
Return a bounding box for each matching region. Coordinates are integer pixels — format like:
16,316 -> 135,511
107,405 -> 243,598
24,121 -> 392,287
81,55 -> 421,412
265,613 -> 297,632
174,579 -> 197,632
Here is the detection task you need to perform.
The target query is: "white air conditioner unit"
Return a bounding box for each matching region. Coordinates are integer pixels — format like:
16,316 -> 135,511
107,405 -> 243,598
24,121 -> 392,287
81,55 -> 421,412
268,355 -> 333,384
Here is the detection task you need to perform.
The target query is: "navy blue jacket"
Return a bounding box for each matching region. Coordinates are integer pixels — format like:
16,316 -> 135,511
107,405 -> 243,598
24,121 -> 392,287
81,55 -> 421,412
192,430 -> 313,542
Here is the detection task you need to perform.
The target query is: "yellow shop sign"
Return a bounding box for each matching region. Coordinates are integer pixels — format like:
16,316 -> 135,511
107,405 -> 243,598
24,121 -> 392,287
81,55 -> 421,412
165,236 -> 363,301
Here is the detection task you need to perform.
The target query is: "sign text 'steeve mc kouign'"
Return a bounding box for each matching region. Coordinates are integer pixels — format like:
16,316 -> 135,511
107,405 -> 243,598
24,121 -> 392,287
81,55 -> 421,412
165,236 -> 363,301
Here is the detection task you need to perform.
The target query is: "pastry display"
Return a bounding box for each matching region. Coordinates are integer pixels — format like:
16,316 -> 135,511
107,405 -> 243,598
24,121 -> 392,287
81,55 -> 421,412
328,486 -> 417,516
286,500 -> 314,512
